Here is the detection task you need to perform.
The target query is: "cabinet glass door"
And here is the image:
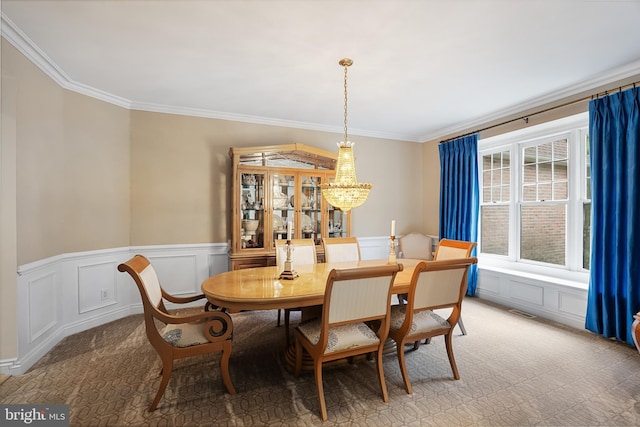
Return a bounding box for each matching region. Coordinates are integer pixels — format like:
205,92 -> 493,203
300,174 -> 323,245
272,173 -> 295,244
328,207 -> 348,238
240,172 -> 265,249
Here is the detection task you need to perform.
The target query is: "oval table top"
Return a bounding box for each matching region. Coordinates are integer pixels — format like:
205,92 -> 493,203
201,259 -> 421,311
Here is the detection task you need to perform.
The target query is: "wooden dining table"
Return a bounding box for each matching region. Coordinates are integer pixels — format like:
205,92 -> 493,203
201,258 -> 422,312
201,258 -> 422,369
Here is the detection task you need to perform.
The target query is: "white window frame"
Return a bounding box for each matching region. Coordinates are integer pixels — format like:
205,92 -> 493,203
478,112 -> 590,287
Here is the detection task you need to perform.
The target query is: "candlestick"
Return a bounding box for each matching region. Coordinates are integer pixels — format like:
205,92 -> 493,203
279,239 -> 299,280
388,235 -> 397,264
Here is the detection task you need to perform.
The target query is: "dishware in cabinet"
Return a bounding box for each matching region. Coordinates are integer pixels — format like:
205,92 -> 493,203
238,171 -> 265,250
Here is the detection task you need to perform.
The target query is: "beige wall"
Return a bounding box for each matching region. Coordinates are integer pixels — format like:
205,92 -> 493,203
130,111 -> 424,245
1,43 -> 18,361
1,41 -> 131,265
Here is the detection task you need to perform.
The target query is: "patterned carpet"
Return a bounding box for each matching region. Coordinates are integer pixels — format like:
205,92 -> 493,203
1,298 -> 640,426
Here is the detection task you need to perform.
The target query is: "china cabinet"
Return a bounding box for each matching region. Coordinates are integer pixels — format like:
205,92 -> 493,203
229,144 -> 351,270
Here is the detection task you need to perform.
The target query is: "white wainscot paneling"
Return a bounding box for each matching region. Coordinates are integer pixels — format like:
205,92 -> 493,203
358,236 -> 391,260
510,280 -> 544,306
477,267 -> 588,330
28,271 -> 57,342
78,261 -> 118,313
558,290 -> 588,318
146,254 -> 199,295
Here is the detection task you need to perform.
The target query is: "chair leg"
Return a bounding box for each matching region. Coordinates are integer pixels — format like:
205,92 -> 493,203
375,349 -> 389,402
277,309 -> 282,327
396,340 -> 413,394
284,309 -> 291,347
457,316 -> 467,335
314,359 -> 328,421
444,332 -> 460,380
220,341 -> 236,395
149,359 -> 173,412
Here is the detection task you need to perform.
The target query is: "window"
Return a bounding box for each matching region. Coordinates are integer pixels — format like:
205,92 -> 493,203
481,151 -> 510,256
479,113 -> 590,275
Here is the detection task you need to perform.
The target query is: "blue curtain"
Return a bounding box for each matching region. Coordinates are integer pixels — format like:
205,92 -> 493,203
585,87 -> 640,346
439,134 -> 479,295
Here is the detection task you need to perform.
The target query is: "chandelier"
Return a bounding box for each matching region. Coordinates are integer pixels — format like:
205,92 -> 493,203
320,58 -> 372,212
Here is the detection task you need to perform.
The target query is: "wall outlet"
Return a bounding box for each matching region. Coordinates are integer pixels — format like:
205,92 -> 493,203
101,288 -> 109,301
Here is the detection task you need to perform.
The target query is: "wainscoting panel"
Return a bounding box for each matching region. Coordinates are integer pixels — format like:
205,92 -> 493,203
558,290 -> 588,318
358,236 -> 392,260
477,267 -> 588,330
509,280 -> 544,306
78,261 -> 118,314
145,254 -> 199,296
28,271 -> 57,343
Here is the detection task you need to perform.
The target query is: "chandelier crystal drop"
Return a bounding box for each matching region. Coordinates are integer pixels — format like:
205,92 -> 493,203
320,58 -> 372,212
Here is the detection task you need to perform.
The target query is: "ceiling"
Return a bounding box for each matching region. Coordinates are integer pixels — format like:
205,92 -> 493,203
2,0 -> 640,142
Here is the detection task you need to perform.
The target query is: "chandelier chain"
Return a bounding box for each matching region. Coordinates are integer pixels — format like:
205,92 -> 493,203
343,64 -> 348,143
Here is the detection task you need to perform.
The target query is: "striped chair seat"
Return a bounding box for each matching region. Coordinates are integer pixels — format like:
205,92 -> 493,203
297,319 -> 379,354
390,305 -> 450,335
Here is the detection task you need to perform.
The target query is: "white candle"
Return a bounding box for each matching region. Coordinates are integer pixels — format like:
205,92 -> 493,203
287,221 -> 292,240
391,220 -> 396,237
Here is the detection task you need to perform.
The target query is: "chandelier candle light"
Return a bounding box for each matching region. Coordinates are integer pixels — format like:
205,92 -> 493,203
320,58 -> 372,212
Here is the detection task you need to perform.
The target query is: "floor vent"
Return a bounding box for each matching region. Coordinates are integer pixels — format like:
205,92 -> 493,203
508,309 -> 536,319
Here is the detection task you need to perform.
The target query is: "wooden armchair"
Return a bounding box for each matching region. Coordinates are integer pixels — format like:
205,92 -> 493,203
322,236 -> 361,263
275,239 -> 317,344
633,312 -> 640,355
388,257 -> 477,394
433,239 -> 476,336
294,263 -> 402,421
118,254 -> 235,411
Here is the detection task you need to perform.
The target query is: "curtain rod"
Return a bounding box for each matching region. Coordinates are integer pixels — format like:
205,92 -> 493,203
440,80 -> 640,144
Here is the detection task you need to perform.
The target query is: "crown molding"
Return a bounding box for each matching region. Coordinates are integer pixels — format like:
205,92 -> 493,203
420,58 -> 640,143
0,12 -> 425,143
1,12 -> 131,109
3,12 -> 638,145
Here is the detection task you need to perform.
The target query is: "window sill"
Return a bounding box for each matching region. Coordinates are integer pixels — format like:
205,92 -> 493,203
478,257 -> 589,290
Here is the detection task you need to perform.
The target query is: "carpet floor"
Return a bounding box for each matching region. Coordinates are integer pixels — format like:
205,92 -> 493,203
1,298 -> 640,426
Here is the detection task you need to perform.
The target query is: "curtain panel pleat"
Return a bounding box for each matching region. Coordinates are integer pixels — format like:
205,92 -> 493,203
439,134 -> 479,295
586,87 -> 640,346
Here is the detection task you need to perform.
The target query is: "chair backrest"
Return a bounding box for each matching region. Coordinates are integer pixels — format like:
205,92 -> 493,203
118,254 -> 165,311
275,239 -> 317,269
434,239 -> 476,261
409,258 -> 477,312
323,264 -> 402,326
322,237 -> 361,263
118,255 -> 172,349
398,233 -> 433,260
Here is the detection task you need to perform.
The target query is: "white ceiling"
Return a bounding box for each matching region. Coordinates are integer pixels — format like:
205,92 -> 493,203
2,0 -> 640,142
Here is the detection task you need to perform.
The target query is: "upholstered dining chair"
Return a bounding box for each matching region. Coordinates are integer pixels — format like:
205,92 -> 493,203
388,257 -> 477,394
433,239 -> 476,336
293,263 -> 403,421
398,232 -> 434,261
118,255 -> 235,411
275,239 -> 317,344
321,236 -> 361,263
